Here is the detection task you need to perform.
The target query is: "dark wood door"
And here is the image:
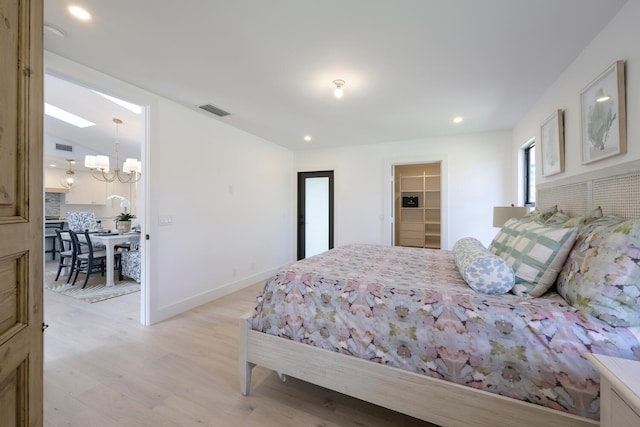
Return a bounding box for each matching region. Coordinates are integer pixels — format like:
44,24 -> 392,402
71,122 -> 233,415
297,171 -> 334,260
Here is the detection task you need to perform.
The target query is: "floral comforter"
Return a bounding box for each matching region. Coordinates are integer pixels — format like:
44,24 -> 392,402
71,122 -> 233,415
250,244 -> 640,420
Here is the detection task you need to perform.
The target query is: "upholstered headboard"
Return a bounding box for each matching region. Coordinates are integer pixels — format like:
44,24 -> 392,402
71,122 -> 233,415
537,159 -> 640,220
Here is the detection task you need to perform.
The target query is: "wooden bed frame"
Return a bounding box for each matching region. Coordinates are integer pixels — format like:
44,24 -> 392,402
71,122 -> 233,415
239,160 -> 640,427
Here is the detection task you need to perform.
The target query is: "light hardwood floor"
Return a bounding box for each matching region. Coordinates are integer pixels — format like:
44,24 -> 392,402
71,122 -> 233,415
43,263 -> 437,427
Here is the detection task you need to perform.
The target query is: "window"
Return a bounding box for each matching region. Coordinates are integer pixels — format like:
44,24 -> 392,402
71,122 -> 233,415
523,140 -> 535,206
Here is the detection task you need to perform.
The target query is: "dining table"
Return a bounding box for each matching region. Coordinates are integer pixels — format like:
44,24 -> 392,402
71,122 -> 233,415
91,232 -> 140,286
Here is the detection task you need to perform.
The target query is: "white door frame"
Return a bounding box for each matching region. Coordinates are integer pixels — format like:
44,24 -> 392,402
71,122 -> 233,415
383,155 -> 449,250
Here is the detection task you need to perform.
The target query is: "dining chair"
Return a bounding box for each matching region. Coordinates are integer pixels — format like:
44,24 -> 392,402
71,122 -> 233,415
119,250 -> 141,283
68,230 -> 108,288
119,235 -> 141,282
54,229 -> 75,282
65,211 -> 98,231
65,211 -> 107,251
44,221 -> 65,260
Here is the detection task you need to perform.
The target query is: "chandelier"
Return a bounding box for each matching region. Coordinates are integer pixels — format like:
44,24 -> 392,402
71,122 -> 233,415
84,118 -> 141,183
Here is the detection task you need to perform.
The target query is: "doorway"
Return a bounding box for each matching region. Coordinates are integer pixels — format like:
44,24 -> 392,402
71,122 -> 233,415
43,72 -> 148,323
297,171 -> 334,260
394,162 -> 442,249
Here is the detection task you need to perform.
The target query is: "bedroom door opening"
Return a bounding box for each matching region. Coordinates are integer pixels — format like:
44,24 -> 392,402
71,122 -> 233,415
297,171 -> 334,260
43,72 -> 148,324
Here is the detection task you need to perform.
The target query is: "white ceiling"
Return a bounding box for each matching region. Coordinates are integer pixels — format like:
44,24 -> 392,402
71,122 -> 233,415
43,0 -> 628,153
44,73 -> 144,167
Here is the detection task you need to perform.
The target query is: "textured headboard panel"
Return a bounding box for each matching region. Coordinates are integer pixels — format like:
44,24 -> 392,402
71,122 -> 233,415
537,159 -> 640,220
593,173 -> 640,218
537,182 -> 589,217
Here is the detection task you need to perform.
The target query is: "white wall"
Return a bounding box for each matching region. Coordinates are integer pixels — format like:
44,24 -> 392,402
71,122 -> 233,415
150,98 -> 293,320
513,0 -> 640,198
45,52 -> 293,324
294,130 -> 513,249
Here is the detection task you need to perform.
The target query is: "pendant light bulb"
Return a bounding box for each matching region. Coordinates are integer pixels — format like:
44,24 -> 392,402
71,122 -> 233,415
60,159 -> 77,189
333,79 -> 345,98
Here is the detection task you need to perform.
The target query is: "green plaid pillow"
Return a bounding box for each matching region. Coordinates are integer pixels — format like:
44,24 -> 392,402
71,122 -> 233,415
504,222 -> 577,297
489,218 -> 530,259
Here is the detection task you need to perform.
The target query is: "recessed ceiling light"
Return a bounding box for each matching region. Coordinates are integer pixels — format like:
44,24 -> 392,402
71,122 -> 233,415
452,116 -> 463,124
44,103 -> 95,128
49,164 -> 57,168
68,5 -> 91,21
304,135 -> 312,142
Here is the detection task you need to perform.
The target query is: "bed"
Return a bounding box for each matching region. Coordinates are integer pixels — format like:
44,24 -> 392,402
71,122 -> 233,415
239,160 -> 640,427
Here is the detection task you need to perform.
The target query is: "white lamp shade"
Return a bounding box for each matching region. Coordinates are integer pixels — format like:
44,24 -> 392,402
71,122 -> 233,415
85,154 -> 109,171
123,158 -> 141,174
95,155 -> 110,171
84,155 -> 97,168
493,206 -> 529,227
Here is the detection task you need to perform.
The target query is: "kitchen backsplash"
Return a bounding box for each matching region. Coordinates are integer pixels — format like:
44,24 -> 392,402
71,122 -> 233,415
44,192 -> 63,218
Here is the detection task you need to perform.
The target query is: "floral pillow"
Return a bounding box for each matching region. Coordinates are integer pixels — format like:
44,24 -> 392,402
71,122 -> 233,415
543,210 -> 571,226
562,206 -> 603,229
522,205 -> 558,224
556,216 -> 640,327
453,237 -> 515,294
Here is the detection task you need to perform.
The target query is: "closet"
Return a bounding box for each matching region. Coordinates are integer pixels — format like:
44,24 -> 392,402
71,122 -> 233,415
395,162 -> 441,249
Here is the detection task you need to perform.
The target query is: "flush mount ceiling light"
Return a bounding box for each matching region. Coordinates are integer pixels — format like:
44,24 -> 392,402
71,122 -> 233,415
333,80 -> 346,98
60,159 -> 77,189
85,118 -> 142,184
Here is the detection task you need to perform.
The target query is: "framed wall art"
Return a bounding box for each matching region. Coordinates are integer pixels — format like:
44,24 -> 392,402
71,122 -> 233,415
580,60 -> 626,164
540,109 -> 564,177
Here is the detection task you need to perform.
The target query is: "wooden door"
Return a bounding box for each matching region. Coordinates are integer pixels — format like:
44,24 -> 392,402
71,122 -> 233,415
0,0 -> 44,425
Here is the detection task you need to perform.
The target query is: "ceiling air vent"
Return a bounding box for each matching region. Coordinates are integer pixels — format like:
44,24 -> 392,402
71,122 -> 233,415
55,143 -> 73,152
199,104 -> 230,117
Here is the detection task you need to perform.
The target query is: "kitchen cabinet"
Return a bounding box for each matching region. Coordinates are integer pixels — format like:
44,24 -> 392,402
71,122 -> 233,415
64,171 -> 107,205
44,166 -> 69,193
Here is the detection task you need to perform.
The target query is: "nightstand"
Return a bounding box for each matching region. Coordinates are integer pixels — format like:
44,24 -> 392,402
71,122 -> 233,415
587,354 -> 640,427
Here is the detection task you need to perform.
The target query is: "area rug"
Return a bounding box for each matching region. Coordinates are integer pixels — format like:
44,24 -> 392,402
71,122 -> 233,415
44,268 -> 139,303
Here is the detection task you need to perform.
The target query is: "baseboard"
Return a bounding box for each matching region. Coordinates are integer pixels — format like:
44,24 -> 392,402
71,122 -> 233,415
149,266 -> 281,324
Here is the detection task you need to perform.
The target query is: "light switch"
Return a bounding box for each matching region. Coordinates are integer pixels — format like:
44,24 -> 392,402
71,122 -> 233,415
158,216 -> 173,226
